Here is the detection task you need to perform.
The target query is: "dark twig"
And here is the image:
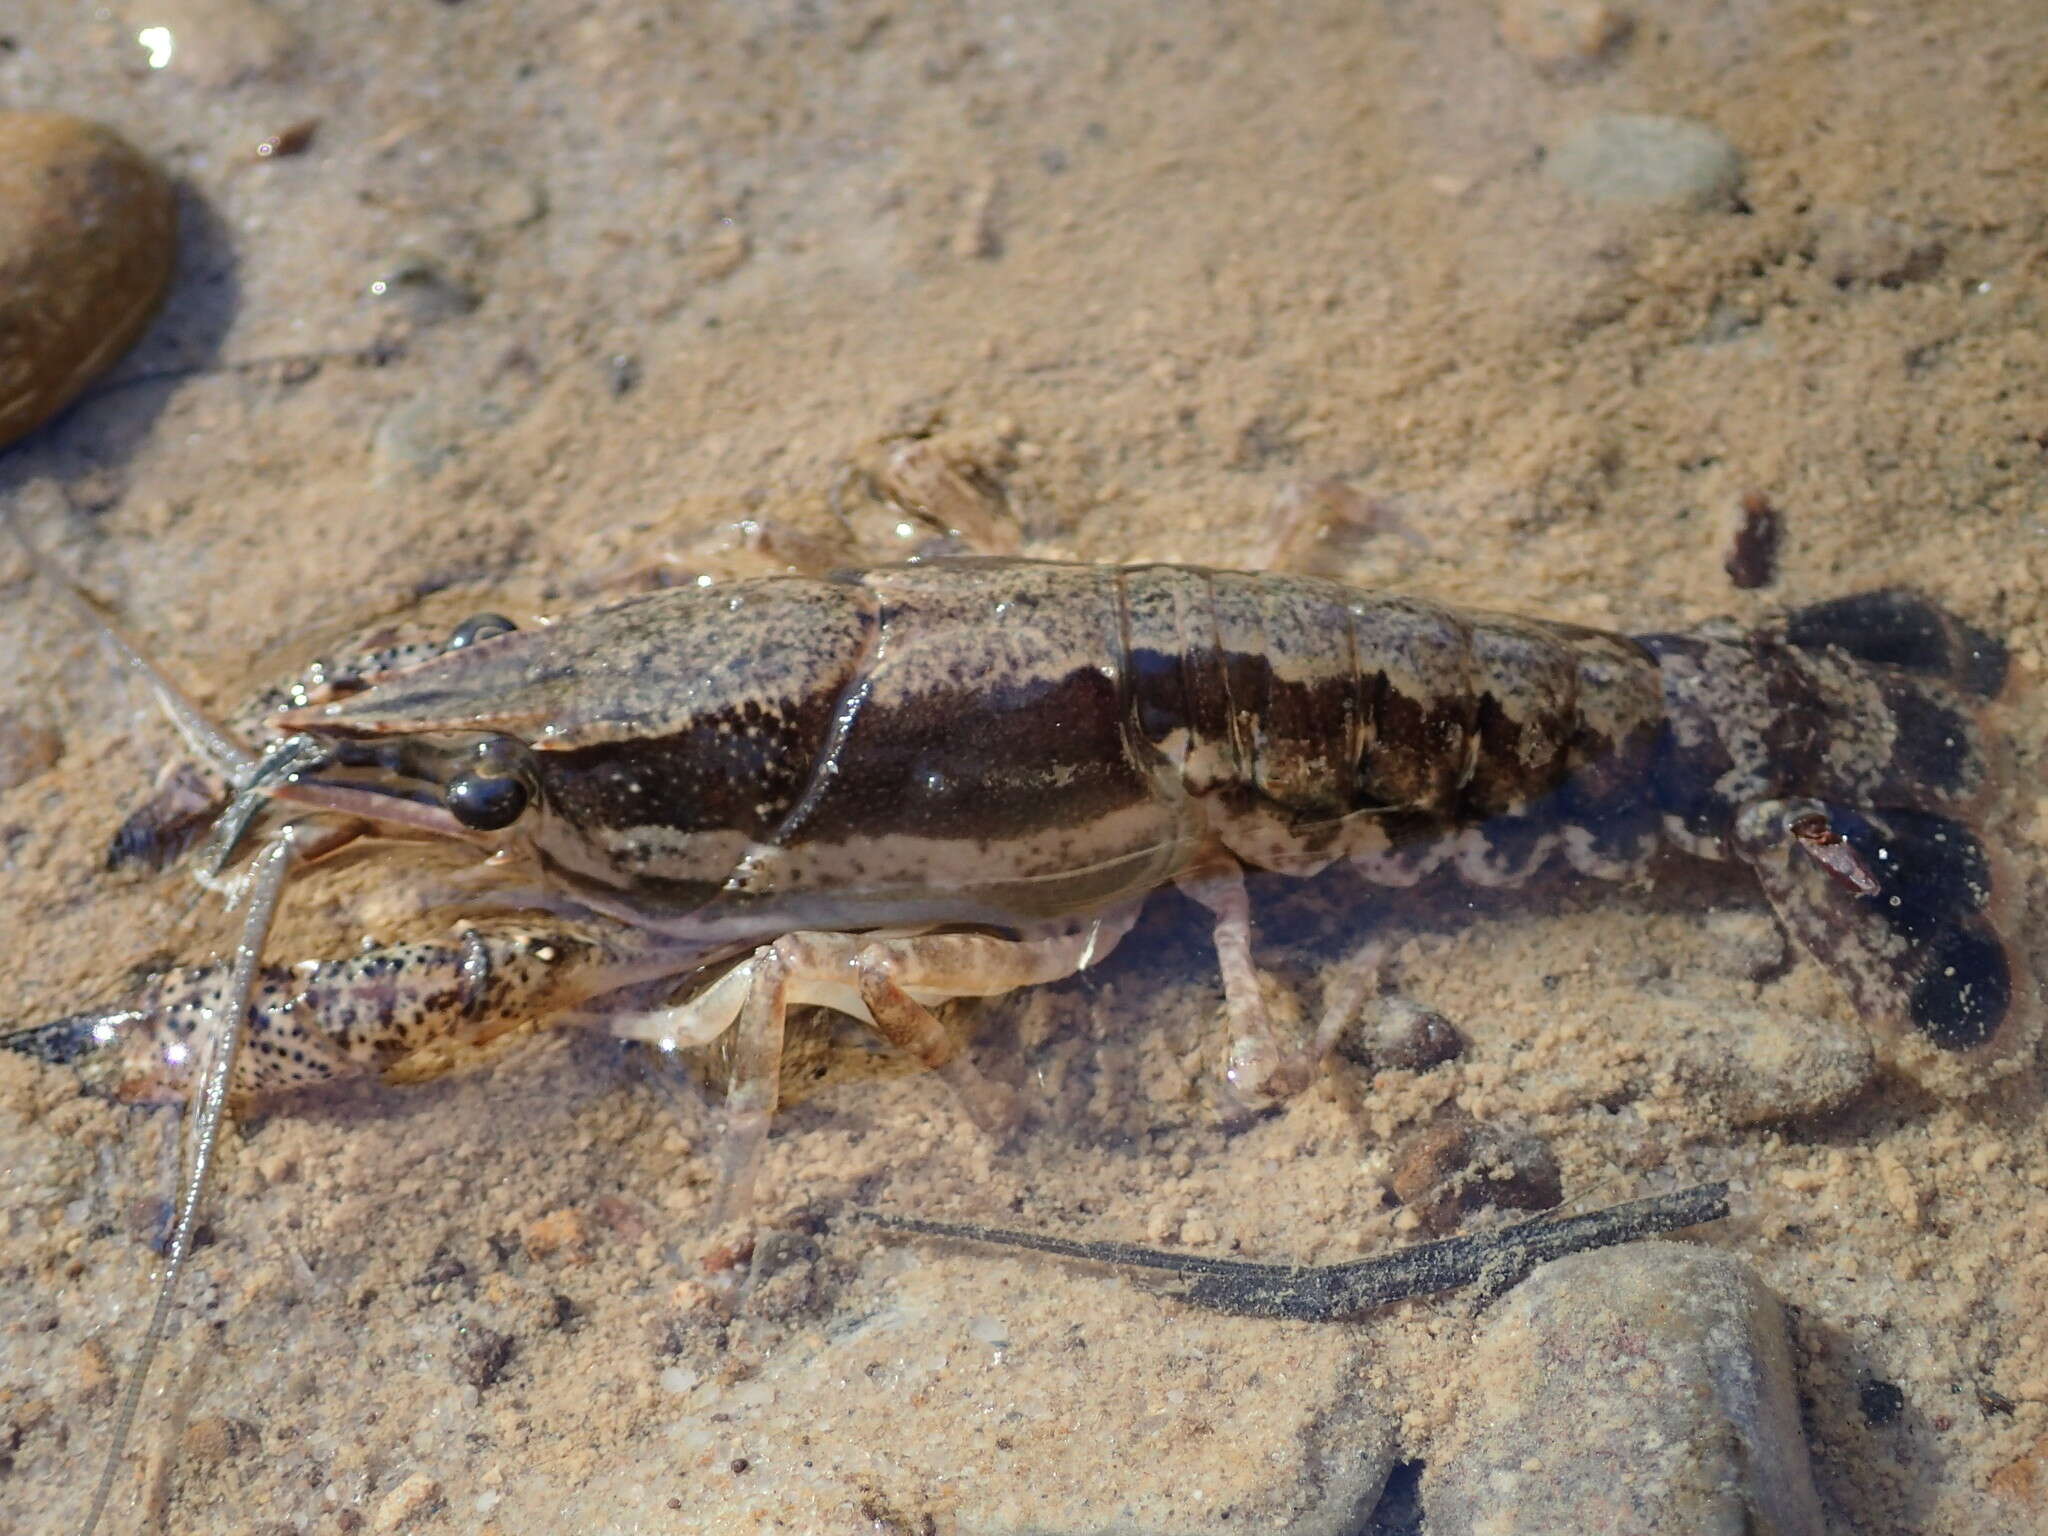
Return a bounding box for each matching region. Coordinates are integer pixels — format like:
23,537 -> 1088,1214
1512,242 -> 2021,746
860,1182 -> 1731,1322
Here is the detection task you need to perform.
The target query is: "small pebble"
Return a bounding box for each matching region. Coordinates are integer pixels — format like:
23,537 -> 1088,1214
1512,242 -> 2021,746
371,1472 -> 443,1532
1497,0 -> 1632,69
1430,1244 -> 1827,1536
606,352 -> 642,395
1546,114 -> 1745,210
1857,1377 -> 1906,1426
521,1206 -> 590,1263
1389,1116 -> 1561,1234
72,1338 -> 114,1404
0,706 -> 65,793
689,223 -> 752,283
180,1415 -> 259,1464
952,172 -> 1004,259
1724,491 -> 1782,589
1336,996 -> 1467,1072
0,112 -> 176,449
1989,1432 -> 2048,1506
449,1322 -> 515,1390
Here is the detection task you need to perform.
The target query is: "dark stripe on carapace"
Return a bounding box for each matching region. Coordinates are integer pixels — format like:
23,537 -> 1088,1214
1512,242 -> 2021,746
539,664 -> 1156,856
780,664 -> 1151,846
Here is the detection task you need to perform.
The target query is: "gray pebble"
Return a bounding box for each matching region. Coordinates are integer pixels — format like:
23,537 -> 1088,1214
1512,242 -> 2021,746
1431,1243 -> 1826,1536
1547,114 -> 1745,210
1663,997 -> 1876,1126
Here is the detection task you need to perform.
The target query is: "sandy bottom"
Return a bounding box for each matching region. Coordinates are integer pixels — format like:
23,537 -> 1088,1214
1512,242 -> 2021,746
4,1 -> 2048,1532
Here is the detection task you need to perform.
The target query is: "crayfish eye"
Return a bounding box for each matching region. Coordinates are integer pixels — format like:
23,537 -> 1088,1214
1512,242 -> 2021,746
446,612 -> 518,651
446,772 -> 528,830
444,736 -> 534,831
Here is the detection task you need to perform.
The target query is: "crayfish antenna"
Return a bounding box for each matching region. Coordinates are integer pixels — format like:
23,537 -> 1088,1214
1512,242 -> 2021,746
1,493 -> 256,781
73,828 -> 299,1536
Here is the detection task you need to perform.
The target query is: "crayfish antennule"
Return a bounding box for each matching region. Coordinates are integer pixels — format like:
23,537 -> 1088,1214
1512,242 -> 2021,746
2,1005 -> 176,1100
3,1007 -> 139,1066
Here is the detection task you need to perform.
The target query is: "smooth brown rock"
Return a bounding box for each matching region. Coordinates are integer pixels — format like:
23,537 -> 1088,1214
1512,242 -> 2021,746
1497,0 -> 1632,68
1390,1116 -> 1563,1235
0,113 -> 176,449
1660,997 -> 1877,1127
1336,995 -> 1467,1072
